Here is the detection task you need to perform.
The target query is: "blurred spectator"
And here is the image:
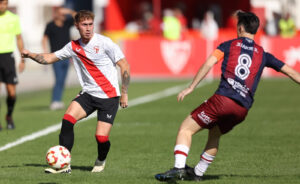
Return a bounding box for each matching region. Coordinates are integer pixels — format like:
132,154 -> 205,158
162,9 -> 181,40
142,11 -> 161,35
42,7 -> 76,110
264,12 -> 279,36
279,13 -> 296,38
125,20 -> 142,33
200,11 -> 219,40
174,8 -> 187,30
0,0 -> 25,130
209,4 -> 222,27
174,7 -> 187,38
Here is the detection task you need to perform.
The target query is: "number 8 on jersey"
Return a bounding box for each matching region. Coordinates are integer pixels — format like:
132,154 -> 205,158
235,53 -> 252,80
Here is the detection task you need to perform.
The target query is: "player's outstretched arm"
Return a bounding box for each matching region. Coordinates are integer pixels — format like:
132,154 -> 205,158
280,64 -> 300,84
21,49 -> 60,65
177,55 -> 218,102
117,58 -> 130,108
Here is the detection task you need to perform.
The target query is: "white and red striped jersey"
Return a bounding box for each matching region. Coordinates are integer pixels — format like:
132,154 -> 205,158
55,33 -> 125,99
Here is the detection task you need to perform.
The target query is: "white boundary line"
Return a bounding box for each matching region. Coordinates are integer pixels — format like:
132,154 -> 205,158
0,81 -> 210,152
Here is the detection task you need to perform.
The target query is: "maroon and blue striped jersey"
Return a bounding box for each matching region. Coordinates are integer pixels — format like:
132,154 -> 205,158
213,37 -> 284,109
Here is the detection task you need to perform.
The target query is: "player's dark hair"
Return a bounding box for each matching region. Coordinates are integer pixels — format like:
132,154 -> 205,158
74,10 -> 94,23
237,11 -> 260,34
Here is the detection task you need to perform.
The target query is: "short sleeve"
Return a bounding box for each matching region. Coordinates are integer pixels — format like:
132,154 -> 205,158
44,23 -> 51,36
14,16 -> 21,35
212,49 -> 224,61
265,52 -> 285,71
54,42 -> 72,60
103,38 -> 125,63
216,41 -> 228,53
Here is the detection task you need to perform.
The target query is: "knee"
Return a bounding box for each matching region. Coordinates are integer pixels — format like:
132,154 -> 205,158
178,128 -> 194,137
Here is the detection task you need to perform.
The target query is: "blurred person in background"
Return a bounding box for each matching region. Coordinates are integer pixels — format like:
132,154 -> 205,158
0,0 -> 25,130
264,11 -> 280,36
162,9 -> 181,40
174,7 -> 187,32
279,13 -> 296,38
42,7 -> 76,110
200,11 -> 219,41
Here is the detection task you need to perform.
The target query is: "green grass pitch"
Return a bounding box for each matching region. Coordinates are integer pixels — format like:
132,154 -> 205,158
0,78 -> 299,184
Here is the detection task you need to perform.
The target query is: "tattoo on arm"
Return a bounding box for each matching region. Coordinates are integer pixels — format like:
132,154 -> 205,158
34,54 -> 48,65
121,70 -> 130,93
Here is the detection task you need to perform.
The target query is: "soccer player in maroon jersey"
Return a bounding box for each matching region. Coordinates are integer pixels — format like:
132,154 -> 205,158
155,11 -> 300,182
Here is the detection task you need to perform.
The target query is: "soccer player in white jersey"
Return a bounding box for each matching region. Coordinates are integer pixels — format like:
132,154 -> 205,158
22,10 -> 130,174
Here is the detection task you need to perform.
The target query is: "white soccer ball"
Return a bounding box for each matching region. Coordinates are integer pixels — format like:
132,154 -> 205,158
46,145 -> 71,169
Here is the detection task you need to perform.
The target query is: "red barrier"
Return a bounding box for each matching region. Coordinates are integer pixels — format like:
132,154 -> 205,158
123,34 -> 300,78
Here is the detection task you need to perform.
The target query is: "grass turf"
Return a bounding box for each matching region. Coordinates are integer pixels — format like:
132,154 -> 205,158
0,78 -> 299,184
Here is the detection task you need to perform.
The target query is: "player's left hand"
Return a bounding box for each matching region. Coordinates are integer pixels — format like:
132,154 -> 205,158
18,59 -> 25,73
177,87 -> 194,102
120,93 -> 128,108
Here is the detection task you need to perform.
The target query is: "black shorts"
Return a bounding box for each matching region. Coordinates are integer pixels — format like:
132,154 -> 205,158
0,53 -> 18,84
73,92 -> 120,124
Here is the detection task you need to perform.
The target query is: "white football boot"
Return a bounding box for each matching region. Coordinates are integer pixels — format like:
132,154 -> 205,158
45,165 -> 71,174
91,159 -> 105,173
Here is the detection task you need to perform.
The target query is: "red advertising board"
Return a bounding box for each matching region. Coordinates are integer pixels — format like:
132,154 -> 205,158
123,35 -> 300,78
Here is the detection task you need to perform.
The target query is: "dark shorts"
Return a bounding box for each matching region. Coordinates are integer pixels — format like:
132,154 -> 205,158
0,53 -> 18,84
191,94 -> 248,134
73,92 -> 120,124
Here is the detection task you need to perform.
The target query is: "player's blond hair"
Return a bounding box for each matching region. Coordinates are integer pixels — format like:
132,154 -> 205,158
74,10 -> 94,23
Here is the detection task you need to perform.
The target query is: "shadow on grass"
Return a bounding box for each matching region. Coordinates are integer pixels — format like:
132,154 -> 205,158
202,174 -> 300,180
23,163 -> 93,171
150,174 -> 300,183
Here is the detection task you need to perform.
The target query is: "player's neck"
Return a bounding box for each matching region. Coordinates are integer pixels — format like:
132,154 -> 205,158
81,34 -> 94,44
54,19 -> 64,27
238,32 -> 254,40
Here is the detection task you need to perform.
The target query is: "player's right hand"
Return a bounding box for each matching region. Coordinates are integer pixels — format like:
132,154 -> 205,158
177,87 -> 194,102
21,49 -> 30,58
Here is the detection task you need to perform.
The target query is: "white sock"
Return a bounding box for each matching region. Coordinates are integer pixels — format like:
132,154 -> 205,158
174,145 -> 189,169
194,152 -> 215,176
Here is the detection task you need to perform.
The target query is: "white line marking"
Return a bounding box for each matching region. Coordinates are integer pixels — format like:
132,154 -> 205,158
0,81 -> 210,152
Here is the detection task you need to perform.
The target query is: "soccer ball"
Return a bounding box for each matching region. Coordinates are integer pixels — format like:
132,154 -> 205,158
46,145 -> 71,169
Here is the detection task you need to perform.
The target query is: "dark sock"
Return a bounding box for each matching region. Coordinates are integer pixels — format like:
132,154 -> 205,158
96,136 -> 111,161
59,119 -> 75,152
6,96 -> 16,117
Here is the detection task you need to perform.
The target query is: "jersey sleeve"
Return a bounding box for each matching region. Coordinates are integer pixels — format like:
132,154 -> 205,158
103,37 -> 125,63
265,52 -> 285,71
212,41 -> 230,61
216,41 -> 227,53
44,23 -> 51,36
14,16 -> 21,35
212,49 -> 224,61
54,42 -> 72,60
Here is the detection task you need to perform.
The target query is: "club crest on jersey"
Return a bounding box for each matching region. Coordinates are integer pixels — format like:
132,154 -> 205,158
160,40 -> 191,74
75,48 -> 81,52
94,46 -> 99,53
